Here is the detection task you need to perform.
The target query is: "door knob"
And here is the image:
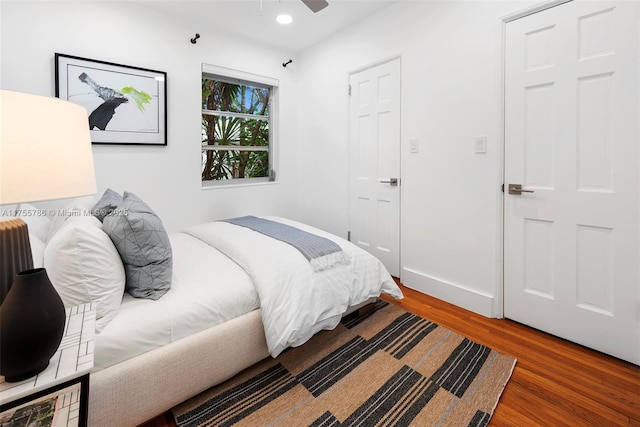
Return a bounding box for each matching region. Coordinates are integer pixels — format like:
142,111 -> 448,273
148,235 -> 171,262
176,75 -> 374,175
508,184 -> 534,195
380,178 -> 398,186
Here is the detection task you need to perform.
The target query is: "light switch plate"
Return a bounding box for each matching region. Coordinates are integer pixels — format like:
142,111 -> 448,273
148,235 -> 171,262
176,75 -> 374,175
475,136 -> 487,154
409,138 -> 419,153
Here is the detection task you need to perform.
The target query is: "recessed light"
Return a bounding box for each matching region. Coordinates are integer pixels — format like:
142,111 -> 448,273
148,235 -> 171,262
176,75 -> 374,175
276,14 -> 293,25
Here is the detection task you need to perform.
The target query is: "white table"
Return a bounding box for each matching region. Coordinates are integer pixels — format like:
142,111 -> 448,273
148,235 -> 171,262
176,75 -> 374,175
0,303 -> 95,427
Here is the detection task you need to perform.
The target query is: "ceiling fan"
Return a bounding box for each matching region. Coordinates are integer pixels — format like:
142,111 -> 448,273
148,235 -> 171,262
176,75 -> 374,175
301,0 -> 329,13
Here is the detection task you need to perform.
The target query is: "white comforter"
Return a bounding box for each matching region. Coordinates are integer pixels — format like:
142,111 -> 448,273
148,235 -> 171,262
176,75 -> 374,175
184,216 -> 403,356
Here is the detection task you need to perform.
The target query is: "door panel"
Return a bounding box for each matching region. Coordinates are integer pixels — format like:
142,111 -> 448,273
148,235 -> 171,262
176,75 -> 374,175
504,1 -> 639,364
349,58 -> 401,277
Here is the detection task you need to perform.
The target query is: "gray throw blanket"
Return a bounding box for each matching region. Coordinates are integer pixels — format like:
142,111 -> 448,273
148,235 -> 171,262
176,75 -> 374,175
223,216 -> 351,271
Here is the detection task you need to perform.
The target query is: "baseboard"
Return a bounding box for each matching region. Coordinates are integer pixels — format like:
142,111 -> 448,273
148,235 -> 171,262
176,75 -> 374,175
401,268 -> 496,318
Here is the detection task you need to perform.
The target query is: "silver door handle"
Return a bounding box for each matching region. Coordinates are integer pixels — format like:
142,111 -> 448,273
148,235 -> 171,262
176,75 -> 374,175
380,178 -> 398,186
508,184 -> 534,194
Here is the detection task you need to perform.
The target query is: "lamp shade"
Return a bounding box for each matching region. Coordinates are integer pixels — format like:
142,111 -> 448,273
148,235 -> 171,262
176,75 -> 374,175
0,90 -> 97,204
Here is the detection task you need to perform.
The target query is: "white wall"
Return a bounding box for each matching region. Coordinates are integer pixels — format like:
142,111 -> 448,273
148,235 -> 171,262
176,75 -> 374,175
0,1 -> 300,232
294,1 -> 536,316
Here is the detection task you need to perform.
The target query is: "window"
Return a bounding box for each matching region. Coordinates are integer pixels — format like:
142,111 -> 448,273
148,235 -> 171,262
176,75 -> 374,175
201,65 -> 278,185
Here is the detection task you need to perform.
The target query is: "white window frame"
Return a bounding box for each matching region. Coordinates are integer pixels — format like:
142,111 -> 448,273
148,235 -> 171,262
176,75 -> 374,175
201,64 -> 279,187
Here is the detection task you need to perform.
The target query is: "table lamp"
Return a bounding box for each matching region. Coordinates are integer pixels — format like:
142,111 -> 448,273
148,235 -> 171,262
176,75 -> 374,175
0,89 -> 97,381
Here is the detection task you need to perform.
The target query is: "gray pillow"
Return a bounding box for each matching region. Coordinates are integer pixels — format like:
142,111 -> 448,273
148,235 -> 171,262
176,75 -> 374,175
92,188 -> 123,222
103,191 -> 172,300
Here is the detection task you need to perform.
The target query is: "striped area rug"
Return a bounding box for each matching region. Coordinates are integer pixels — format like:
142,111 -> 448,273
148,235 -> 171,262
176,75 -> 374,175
172,301 -> 516,427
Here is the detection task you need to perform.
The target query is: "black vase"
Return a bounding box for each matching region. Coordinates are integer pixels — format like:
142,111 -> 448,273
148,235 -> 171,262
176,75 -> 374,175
0,268 -> 66,382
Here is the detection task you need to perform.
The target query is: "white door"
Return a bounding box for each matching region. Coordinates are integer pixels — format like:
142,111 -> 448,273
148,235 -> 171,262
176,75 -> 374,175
504,1 -> 639,364
349,58 -> 401,277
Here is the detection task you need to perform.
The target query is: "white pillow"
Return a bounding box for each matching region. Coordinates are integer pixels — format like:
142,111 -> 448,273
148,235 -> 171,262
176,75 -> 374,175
17,203 -> 52,242
44,215 -> 125,332
46,196 -> 97,243
29,233 -> 46,268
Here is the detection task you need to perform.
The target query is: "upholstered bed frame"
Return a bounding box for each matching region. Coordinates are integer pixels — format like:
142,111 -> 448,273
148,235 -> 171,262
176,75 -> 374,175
89,309 -> 269,426
89,300 -> 376,426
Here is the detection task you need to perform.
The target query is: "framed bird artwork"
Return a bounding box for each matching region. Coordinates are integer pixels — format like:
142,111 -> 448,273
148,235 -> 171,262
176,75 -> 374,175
55,53 -> 167,146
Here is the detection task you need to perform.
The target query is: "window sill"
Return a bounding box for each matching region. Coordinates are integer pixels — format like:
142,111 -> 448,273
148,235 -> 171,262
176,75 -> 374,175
201,180 -> 279,190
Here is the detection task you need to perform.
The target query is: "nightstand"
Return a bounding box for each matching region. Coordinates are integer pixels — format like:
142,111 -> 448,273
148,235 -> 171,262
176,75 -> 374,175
0,303 -> 95,427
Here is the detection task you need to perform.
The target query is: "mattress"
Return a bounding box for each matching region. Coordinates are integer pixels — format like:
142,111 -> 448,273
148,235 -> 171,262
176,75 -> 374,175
93,233 -> 260,371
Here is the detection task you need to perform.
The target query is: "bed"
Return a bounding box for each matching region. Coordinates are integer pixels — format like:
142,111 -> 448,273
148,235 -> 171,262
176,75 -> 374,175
19,195 -> 403,426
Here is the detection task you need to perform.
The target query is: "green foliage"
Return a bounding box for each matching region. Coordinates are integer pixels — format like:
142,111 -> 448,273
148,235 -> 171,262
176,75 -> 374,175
201,79 -> 270,181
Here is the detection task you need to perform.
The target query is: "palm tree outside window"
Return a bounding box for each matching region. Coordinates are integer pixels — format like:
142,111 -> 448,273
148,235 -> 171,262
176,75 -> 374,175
201,65 -> 277,185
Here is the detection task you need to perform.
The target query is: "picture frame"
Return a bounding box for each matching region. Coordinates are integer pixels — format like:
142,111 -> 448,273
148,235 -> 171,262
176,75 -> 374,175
55,53 -> 167,146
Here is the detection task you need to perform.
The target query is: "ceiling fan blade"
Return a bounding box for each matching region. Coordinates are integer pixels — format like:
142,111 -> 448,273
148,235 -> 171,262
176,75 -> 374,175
301,0 -> 329,13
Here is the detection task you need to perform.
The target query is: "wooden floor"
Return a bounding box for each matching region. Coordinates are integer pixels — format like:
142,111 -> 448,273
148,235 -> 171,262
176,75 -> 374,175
141,283 -> 640,426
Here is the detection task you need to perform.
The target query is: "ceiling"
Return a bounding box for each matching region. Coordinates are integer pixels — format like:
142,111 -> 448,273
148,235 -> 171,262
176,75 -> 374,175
145,0 -> 398,52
